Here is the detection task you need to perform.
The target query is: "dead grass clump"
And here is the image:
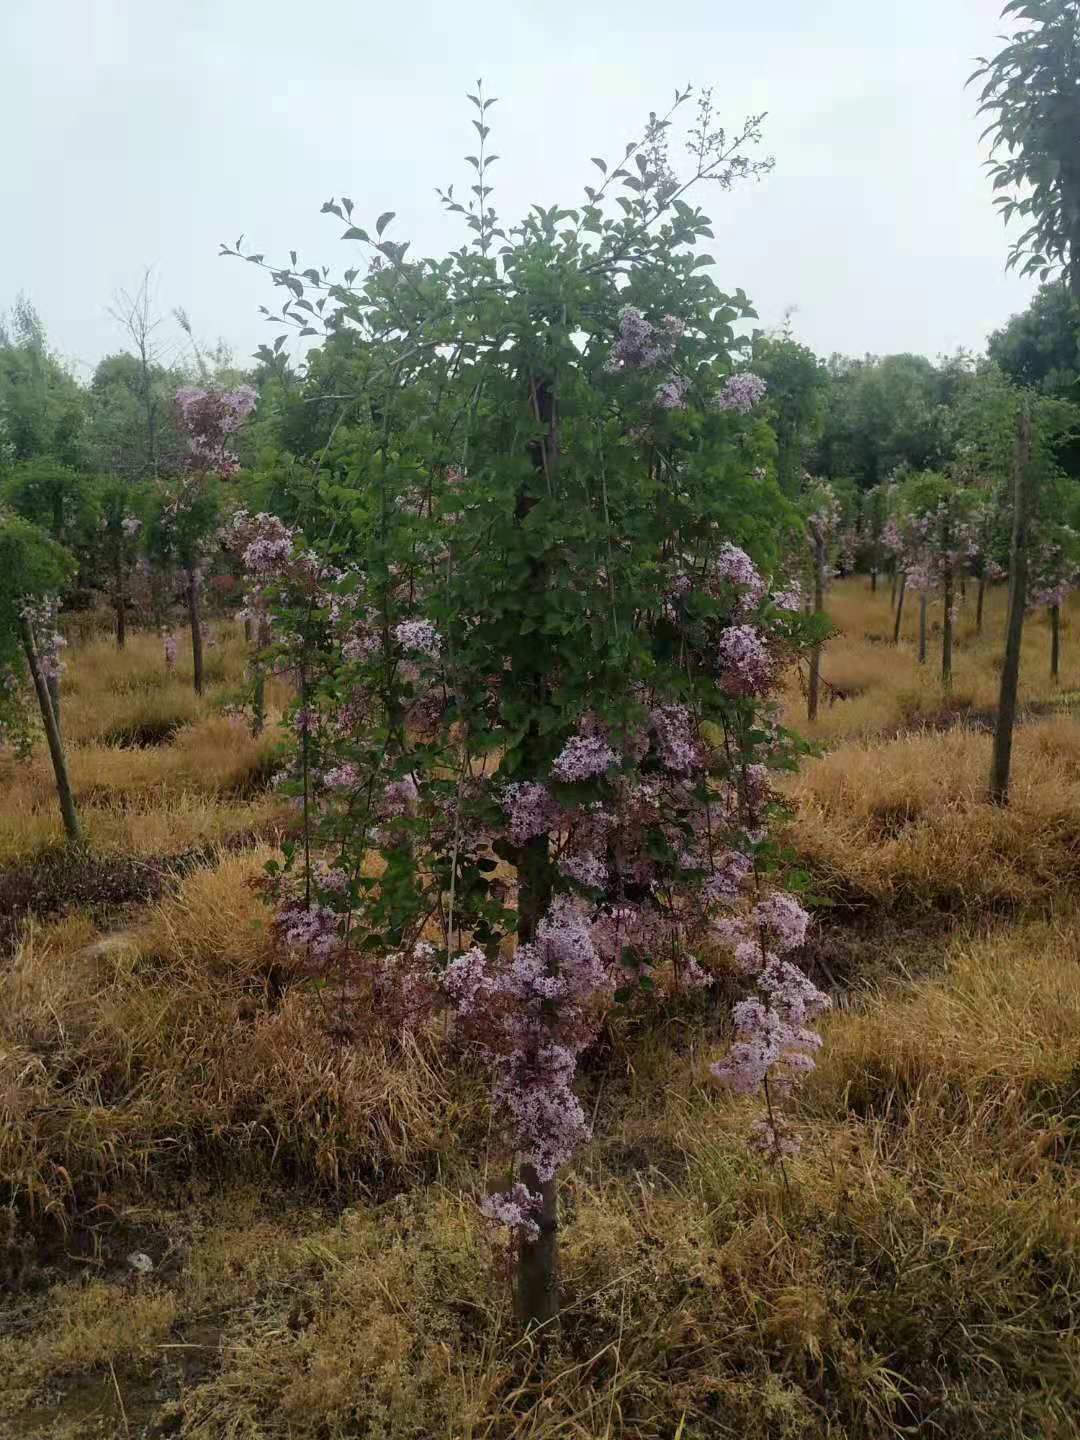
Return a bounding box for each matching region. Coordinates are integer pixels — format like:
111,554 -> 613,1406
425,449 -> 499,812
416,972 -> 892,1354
805,914 -> 1080,1127
786,720 -> 1080,912
0,852 -> 466,1228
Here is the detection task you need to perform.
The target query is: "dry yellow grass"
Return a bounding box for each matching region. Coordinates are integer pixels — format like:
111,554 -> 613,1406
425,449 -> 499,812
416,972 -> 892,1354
0,627 -> 295,864
5,602 -> 1080,1436
782,576 -> 1080,741
785,717 -> 1080,911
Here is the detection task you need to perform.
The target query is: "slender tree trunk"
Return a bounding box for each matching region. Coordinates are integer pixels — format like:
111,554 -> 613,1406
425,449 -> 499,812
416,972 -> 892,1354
251,619 -> 268,736
890,567 -> 898,611
514,373 -> 559,1337
990,411 -> 1034,806
892,573 -> 906,643
114,555 -> 127,650
870,567 -> 877,594
516,833 -> 557,1334
807,536 -> 825,722
42,599 -> 61,737
942,564 -> 953,689
187,566 -> 204,696
918,594 -> 927,665
20,616 -> 81,845
976,576 -> 986,635
1051,604 -> 1061,684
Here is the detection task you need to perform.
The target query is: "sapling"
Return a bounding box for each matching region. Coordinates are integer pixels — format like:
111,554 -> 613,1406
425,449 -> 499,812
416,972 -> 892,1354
228,87 -> 827,1334
0,513 -> 80,844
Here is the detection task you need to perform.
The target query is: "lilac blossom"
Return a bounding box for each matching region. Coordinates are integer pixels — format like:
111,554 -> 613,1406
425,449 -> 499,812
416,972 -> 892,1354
717,372 -> 767,414
393,619 -> 442,659
479,1184 -> 541,1242
551,733 -> 619,783
716,624 -> 773,696
502,782 -> 561,845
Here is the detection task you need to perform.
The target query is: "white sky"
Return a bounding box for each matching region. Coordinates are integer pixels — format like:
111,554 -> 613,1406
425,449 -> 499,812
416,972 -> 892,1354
4,0 -> 1038,378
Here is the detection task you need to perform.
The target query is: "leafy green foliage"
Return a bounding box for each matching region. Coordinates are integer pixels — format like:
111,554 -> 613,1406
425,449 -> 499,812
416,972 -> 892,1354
971,0 -> 1080,291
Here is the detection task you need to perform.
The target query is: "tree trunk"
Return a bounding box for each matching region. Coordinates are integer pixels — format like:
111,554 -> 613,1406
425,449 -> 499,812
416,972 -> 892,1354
890,568 -> 898,611
807,535 -> 825,722
115,555 -> 127,650
976,576 -> 986,635
1051,604 -> 1061,684
918,594 -> 927,665
942,564 -> 953,689
187,567 -> 204,696
870,567 -> 877,594
892,573 -> 906,644
990,411 -> 1034,805
20,616 -> 81,845
513,373 -> 560,1337
517,1167 -> 558,1334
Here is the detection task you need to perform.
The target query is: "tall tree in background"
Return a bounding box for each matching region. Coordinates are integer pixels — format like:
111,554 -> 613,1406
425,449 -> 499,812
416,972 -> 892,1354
973,0 -> 1080,298
752,329 -> 828,497
989,280 -> 1080,394
0,297 -> 86,467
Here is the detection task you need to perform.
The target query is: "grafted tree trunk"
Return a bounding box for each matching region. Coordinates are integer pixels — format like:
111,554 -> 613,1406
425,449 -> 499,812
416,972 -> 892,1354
187,566 -> 204,696
807,535 -> 825,722
892,572 -> 906,643
990,411 -> 1033,806
1051,604 -> 1061,684
20,615 -> 80,845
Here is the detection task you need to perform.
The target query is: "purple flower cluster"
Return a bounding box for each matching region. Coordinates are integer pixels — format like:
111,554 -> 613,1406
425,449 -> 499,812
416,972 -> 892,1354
717,372 -> 767,414
655,375 -> 691,410
502,781 -> 561,845
712,543 -> 766,609
649,704 -> 701,774
716,624 -> 773,696
552,733 -> 619,783
274,899 -> 340,960
393,619 -> 442,659
605,307 -> 683,373
711,889 -> 828,1153
175,385 -> 257,477
478,1183 -> 541,1242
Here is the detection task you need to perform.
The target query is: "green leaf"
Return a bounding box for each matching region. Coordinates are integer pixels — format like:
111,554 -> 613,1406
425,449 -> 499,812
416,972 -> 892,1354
376,211 -> 395,236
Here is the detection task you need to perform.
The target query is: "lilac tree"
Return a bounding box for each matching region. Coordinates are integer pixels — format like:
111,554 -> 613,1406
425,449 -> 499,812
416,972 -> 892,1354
228,89 -> 826,1332
147,385 -> 256,693
1029,522 -> 1080,682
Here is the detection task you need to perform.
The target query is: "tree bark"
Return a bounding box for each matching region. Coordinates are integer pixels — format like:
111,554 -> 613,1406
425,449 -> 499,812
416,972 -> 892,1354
187,567 -> 204,696
1051,604 -> 1060,684
918,594 -> 927,665
870,567 -> 877,594
807,535 -> 825,722
20,616 -> 81,845
892,572 -> 906,644
990,410 -> 1034,806
976,576 -> 986,635
890,568 -> 898,611
514,373 -> 559,1336
942,564 -> 953,689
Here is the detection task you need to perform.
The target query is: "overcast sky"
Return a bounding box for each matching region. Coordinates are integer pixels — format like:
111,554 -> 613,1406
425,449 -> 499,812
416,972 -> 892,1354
4,0 -> 1038,379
